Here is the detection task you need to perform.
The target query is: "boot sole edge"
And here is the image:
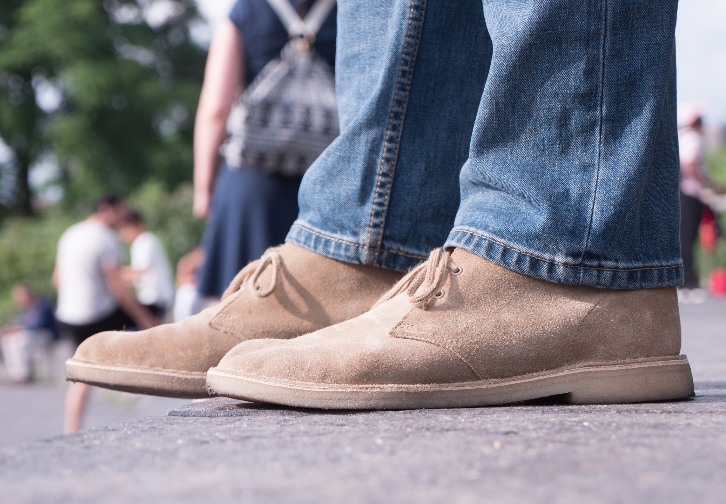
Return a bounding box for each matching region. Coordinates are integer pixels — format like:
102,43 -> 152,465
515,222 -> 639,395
65,358 -> 209,399
205,356 -> 695,410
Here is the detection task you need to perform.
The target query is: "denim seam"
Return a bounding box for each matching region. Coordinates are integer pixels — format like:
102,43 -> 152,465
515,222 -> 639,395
579,0 -> 609,282
291,224 -> 428,260
451,229 -> 681,273
376,0 -> 427,263
365,0 -> 427,266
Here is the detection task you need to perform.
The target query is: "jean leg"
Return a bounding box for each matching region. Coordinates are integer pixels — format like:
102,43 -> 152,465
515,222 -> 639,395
446,0 -> 682,289
288,0 -> 491,272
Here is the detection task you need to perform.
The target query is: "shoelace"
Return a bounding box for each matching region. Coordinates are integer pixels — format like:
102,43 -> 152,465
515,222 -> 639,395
374,248 -> 461,309
221,248 -> 282,300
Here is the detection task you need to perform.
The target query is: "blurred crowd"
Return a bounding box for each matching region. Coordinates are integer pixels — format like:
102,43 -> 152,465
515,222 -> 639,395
0,195 -> 191,432
677,105 -> 726,303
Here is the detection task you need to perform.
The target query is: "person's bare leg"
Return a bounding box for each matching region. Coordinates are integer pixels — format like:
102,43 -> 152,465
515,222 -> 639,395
64,382 -> 90,434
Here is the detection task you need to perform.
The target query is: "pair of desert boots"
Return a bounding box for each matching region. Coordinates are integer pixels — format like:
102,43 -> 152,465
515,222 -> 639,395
66,243 -> 694,409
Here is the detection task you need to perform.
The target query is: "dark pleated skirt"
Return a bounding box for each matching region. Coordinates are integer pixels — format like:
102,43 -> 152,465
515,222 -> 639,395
197,161 -> 302,298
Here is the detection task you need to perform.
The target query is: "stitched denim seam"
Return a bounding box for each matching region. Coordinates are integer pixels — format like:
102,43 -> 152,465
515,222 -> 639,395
365,0 -> 415,263
375,0 -> 427,264
452,229 -> 681,272
291,224 -> 428,260
365,0 -> 426,266
579,0 -> 609,282
364,15 -> 410,265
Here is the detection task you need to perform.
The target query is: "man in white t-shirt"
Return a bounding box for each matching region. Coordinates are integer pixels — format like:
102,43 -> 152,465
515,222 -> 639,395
54,195 -> 157,433
118,211 -> 175,319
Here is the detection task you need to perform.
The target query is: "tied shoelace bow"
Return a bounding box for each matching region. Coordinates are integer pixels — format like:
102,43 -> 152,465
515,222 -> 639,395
375,248 -> 461,309
222,248 -> 282,300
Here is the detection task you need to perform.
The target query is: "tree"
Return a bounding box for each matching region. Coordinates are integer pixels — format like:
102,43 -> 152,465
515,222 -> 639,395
0,0 -> 206,215
0,0 -> 38,216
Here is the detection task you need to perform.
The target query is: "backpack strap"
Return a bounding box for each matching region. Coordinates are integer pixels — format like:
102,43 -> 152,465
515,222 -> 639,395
301,0 -> 336,38
265,0 -> 336,40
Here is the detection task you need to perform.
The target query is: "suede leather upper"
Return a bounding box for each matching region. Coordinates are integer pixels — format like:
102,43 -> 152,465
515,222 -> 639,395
212,249 -> 682,386
71,243 -> 403,377
73,302 -> 238,375
209,245 -> 404,341
391,249 -> 681,380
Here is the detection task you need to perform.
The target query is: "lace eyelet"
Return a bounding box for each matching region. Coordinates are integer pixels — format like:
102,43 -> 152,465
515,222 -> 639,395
451,266 -> 462,276
434,289 -> 445,299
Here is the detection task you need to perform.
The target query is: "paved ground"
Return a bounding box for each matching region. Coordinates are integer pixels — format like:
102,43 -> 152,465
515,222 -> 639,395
0,339 -> 188,449
0,383 -> 188,448
0,301 -> 724,503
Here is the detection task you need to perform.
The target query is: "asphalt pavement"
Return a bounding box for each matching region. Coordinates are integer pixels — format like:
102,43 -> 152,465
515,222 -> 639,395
0,300 -> 724,503
0,339 -> 188,449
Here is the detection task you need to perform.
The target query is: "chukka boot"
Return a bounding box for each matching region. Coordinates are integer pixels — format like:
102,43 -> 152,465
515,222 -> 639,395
65,243 -> 403,398
206,248 -> 694,409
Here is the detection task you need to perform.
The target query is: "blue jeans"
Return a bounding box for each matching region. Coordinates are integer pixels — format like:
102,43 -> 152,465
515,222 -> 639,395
287,0 -> 681,290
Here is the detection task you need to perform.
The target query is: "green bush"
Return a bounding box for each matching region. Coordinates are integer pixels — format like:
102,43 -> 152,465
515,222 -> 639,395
698,143 -> 726,278
706,143 -> 726,187
0,210 -> 76,323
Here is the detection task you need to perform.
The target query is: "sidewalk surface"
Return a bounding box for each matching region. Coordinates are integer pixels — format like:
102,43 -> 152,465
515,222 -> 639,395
0,301 -> 724,503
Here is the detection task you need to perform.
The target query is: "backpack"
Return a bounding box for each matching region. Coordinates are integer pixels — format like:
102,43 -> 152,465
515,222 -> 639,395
222,0 -> 338,177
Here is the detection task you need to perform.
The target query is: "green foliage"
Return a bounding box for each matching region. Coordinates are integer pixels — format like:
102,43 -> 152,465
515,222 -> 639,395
0,0 -> 39,215
702,143 -> 726,273
0,0 -> 206,214
706,143 -> 726,187
0,209 -> 76,323
0,1 -> 207,320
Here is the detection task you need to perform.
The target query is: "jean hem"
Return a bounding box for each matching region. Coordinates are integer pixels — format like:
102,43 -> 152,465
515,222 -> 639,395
286,222 -> 427,272
445,228 -> 683,289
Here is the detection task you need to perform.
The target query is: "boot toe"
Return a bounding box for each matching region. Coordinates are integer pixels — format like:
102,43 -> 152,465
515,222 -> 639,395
212,318 -> 478,387
65,311 -> 244,398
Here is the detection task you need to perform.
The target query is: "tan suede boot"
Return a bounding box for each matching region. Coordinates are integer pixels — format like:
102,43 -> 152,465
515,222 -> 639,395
206,248 -> 694,409
65,243 -> 403,398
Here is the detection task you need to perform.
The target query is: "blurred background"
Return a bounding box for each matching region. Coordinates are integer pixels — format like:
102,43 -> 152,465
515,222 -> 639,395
0,0 -> 236,445
0,0 -> 223,323
0,0 -> 724,443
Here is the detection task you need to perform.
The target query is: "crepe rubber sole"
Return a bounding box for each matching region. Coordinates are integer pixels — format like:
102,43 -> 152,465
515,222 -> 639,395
206,355 -> 695,410
65,358 -> 209,399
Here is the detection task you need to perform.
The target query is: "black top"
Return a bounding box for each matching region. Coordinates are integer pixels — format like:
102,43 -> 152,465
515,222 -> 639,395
229,0 -> 337,83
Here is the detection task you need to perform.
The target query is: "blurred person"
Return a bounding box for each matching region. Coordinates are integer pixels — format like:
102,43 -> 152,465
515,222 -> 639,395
192,0 -> 337,299
173,247 -> 204,322
677,106 -> 709,298
118,211 -> 176,320
0,284 -> 58,383
54,195 -> 157,434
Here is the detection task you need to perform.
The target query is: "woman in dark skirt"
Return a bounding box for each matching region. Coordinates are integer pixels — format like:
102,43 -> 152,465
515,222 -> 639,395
193,0 -> 336,298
